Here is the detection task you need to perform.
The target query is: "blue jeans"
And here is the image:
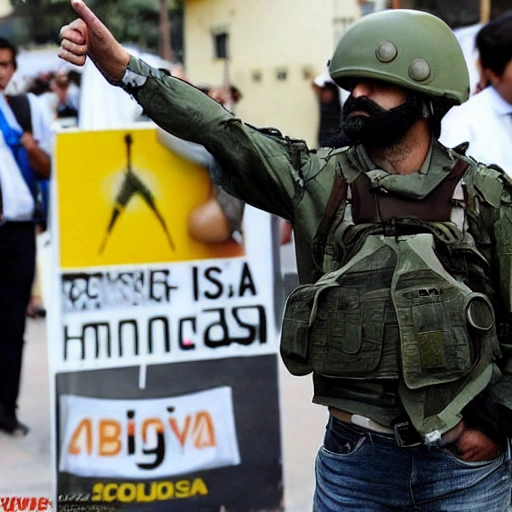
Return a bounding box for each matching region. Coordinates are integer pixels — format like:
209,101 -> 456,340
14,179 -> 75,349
314,416 -> 511,511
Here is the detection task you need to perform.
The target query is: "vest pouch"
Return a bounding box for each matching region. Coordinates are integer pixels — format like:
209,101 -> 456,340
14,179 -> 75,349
280,283 -> 321,376
316,285 -> 391,377
392,234 -> 499,390
280,235 -> 398,378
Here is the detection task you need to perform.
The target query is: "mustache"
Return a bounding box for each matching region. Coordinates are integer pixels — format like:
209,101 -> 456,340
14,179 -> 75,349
342,95 -> 385,118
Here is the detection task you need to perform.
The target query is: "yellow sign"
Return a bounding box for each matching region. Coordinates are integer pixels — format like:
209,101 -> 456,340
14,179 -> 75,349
55,128 -> 244,268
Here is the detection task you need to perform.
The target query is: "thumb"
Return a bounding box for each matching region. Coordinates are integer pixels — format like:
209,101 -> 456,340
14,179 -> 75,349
70,0 -> 102,30
68,0 -> 130,82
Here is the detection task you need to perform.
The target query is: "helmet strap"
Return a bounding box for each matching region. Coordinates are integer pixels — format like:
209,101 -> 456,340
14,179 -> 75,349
421,99 -> 434,118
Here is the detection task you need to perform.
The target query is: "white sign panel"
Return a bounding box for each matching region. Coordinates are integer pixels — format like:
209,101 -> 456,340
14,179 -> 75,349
59,387 -> 241,479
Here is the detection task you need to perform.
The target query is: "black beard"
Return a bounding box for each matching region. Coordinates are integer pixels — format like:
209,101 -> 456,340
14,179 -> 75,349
339,94 -> 424,148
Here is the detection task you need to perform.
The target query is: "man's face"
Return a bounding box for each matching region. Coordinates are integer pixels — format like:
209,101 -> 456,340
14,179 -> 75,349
341,79 -> 423,148
0,48 -> 15,91
490,59 -> 512,105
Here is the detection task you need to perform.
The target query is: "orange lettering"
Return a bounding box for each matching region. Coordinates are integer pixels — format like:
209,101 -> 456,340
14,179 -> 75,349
68,418 -> 92,455
142,418 -> 164,442
169,416 -> 191,447
99,420 -> 121,456
193,411 -> 216,448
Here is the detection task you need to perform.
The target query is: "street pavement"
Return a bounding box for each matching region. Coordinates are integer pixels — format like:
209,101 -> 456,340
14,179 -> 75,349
0,316 -> 327,512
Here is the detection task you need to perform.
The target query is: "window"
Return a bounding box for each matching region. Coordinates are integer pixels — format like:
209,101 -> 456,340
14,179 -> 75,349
333,16 -> 355,45
302,66 -> 314,80
213,32 -> 229,59
252,70 -> 262,83
276,68 -> 288,81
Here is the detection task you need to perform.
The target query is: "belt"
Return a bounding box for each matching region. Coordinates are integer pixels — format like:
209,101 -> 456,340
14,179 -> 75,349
329,408 -> 422,448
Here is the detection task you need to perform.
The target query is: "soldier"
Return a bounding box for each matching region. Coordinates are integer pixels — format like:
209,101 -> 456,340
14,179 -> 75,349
60,2 -> 512,510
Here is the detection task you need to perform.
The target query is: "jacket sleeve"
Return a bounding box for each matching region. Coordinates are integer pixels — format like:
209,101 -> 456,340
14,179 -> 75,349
477,166 -> 512,374
464,164 -> 512,438
120,56 -> 318,222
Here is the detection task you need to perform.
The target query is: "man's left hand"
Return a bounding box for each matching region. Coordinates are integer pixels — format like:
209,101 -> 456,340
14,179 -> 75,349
20,132 -> 37,152
455,427 -> 503,462
19,132 -> 51,178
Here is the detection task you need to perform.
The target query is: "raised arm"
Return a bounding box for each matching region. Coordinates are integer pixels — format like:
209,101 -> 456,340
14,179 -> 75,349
60,2 -> 313,222
59,0 -> 129,84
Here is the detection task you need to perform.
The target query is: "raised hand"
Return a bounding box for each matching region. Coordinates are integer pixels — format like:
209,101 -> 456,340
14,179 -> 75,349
58,0 -> 130,84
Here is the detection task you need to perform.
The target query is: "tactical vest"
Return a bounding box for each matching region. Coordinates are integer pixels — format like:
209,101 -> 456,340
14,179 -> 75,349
281,146 -> 502,442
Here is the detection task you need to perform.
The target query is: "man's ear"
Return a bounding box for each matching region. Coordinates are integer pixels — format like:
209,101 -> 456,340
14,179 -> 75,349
484,67 -> 500,88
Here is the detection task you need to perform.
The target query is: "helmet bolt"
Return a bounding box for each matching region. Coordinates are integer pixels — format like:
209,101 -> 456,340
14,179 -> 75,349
409,59 -> 431,81
375,40 -> 398,63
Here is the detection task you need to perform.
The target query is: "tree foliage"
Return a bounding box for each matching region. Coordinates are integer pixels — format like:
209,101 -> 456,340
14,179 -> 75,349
9,0 -> 183,58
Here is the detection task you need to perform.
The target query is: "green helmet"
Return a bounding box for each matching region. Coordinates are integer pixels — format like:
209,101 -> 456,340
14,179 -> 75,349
329,9 -> 469,107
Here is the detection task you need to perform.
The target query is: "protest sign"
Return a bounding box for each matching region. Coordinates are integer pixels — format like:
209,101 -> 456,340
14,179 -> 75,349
49,126 -> 282,511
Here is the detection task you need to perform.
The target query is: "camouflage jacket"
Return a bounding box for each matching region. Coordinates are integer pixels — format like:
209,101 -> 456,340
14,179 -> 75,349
121,56 -> 512,439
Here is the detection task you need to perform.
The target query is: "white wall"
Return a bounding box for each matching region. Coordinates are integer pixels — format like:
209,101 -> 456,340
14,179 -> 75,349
184,0 -> 361,146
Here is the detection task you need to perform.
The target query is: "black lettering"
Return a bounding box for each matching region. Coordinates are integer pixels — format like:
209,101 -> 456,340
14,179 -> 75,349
137,426 -> 165,470
118,319 -> 139,356
204,267 -> 223,299
63,322 -> 111,360
232,305 -> 267,345
120,272 -> 133,296
201,305 -> 267,348
62,272 -> 102,310
150,270 -> 178,303
239,262 -> 257,296
86,275 -> 101,303
99,271 -> 147,307
127,410 -> 135,455
192,266 -> 199,302
148,316 -> 171,354
134,272 -> 145,299
68,279 -> 87,303
63,325 -> 84,360
203,308 -> 230,348
178,317 -> 197,350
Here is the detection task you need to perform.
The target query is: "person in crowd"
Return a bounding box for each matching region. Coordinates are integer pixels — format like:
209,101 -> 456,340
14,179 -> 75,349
0,37 -> 52,436
51,67 -> 80,119
27,71 -> 54,96
312,74 -> 342,148
23,68 -> 67,319
60,3 -> 512,509
441,10 -> 512,175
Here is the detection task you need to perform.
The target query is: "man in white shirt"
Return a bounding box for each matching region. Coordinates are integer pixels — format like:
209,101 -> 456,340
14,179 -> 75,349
441,11 -> 512,175
0,37 -> 51,436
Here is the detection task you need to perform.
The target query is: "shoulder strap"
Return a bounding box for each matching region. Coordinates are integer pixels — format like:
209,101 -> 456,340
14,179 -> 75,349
450,158 -> 470,181
6,94 -> 32,133
311,168 -> 347,277
0,102 -> 37,200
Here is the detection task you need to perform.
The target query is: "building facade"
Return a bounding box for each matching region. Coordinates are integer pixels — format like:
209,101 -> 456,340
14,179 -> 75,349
183,0 -> 362,147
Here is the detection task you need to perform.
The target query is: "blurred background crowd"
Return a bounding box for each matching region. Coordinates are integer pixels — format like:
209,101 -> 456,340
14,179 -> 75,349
0,0 -> 509,142
0,0 -> 512,436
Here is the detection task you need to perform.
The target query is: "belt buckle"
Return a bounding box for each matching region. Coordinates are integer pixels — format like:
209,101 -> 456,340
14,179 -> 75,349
393,422 -> 422,448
